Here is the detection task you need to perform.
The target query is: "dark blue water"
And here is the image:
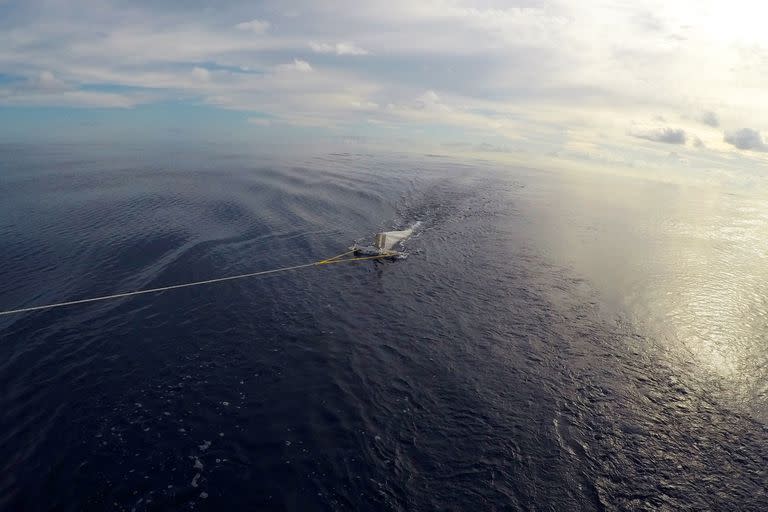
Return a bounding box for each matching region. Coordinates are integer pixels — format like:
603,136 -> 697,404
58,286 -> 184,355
1,143 -> 766,511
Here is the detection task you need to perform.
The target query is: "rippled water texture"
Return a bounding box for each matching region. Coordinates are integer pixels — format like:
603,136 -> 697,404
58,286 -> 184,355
1,143 -> 766,511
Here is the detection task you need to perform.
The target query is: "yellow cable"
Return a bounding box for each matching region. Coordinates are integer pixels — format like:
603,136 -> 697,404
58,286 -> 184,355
315,250 -> 398,265
315,249 -> 356,265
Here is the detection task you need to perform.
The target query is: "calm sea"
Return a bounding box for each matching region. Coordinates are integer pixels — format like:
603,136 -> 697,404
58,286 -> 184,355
1,143 -> 766,511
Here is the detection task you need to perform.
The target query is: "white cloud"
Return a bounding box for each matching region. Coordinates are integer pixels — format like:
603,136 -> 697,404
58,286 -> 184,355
277,59 -> 313,72
309,42 -> 335,53
631,126 -> 687,145
309,41 -> 369,55
418,90 -> 440,106
235,19 -> 270,33
191,66 -> 210,81
349,99 -> 378,110
336,42 -> 369,55
32,70 -> 67,91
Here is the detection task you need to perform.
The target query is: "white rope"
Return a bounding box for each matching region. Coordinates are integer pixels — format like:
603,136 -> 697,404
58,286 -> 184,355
0,261 -> 320,317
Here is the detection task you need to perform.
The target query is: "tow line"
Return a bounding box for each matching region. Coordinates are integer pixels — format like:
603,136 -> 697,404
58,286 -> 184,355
0,249 -> 397,317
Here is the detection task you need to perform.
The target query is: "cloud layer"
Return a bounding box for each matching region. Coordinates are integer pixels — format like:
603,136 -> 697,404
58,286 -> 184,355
632,127 -> 687,145
309,42 -> 369,55
0,0 -> 767,171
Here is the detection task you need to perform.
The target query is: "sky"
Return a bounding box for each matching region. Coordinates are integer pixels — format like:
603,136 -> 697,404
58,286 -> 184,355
1,0 -> 767,180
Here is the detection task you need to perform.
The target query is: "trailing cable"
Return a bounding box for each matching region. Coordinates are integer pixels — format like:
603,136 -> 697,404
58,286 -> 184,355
0,249 -> 396,316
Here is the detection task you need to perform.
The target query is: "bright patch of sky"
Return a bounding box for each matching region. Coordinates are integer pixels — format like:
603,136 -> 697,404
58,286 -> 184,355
1,0 -> 767,177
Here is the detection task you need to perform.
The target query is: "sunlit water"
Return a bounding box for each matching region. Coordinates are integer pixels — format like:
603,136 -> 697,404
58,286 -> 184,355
1,143 -> 766,511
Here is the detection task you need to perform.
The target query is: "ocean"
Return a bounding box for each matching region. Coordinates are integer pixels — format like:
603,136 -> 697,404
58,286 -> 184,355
1,142 -> 766,511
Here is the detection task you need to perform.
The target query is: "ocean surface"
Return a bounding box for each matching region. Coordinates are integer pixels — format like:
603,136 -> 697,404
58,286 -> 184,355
1,142 -> 766,511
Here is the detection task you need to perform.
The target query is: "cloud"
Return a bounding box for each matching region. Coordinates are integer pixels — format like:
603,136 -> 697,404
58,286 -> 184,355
724,128 -> 768,151
473,142 -> 518,153
0,0 -> 767,173
413,90 -> 447,111
667,151 -> 689,164
700,111 -> 719,127
0,90 -> 144,108
25,71 -> 69,92
191,67 -> 210,81
421,90 -> 439,103
0,69 -> 150,108
309,42 -> 334,53
309,41 -> 369,56
631,127 -> 687,145
277,59 -> 313,72
235,19 -> 270,33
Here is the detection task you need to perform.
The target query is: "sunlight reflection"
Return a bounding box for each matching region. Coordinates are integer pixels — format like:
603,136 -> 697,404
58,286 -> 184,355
531,172 -> 768,405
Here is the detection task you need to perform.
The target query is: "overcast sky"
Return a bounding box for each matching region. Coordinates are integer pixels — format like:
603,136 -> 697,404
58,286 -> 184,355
1,0 -> 767,177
